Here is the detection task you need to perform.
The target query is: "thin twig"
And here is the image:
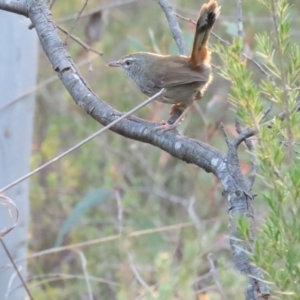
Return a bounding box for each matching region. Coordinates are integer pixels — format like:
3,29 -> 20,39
187,197 -> 201,230
207,253 -> 226,299
138,187 -> 188,206
235,0 -> 256,188
193,102 -> 209,127
235,120 -> 256,189
148,28 -> 161,54
262,104 -> 273,120
195,285 -> 217,295
115,189 -> 123,235
128,254 -> 153,294
236,0 -> 243,39
193,272 -> 211,284
263,78 -> 300,133
56,0 -> 140,24
76,251 -> 94,300
0,240 -> 34,300
0,89 -> 165,194
205,97 -> 230,143
58,25 -> 103,56
48,0 -> 56,10
5,265 -> 22,298
9,273 -> 118,294
65,0 -> 89,44
158,0 -> 188,55
0,195 -> 19,238
4,222 -> 192,269
220,123 -> 230,147
30,273 -> 117,286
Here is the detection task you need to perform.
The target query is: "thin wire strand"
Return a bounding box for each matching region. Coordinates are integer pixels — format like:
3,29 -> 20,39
0,89 -> 165,194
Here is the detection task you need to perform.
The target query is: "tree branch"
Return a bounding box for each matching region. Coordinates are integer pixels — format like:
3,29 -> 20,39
220,131 -> 269,299
157,0 -> 188,55
235,120 -> 257,189
20,0 -> 220,175
0,0 -> 28,17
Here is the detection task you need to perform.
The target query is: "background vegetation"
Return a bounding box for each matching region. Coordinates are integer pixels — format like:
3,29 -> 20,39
21,0 -> 300,299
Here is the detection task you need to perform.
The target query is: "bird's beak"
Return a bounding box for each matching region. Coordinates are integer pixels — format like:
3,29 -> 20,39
107,60 -> 121,67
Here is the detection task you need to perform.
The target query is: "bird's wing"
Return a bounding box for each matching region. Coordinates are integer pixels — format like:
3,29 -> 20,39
149,60 -> 210,88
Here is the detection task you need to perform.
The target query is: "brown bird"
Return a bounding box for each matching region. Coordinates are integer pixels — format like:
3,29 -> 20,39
108,0 -> 221,128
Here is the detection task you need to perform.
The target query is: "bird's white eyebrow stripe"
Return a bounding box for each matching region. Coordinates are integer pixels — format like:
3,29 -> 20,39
123,57 -> 134,61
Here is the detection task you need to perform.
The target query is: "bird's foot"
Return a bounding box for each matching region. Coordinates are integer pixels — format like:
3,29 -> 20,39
154,120 -> 179,134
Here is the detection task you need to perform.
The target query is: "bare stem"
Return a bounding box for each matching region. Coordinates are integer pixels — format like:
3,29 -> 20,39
58,25 -> 103,56
236,0 -> 244,39
65,0 -> 89,44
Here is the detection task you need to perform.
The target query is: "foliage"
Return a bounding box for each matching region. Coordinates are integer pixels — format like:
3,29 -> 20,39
27,0 -> 300,299
217,0 -> 300,298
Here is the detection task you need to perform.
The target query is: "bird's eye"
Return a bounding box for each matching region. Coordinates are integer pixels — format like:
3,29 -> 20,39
125,60 -> 131,66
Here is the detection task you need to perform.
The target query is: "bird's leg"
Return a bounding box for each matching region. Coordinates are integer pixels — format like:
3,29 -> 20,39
155,104 -> 191,133
168,105 -> 191,127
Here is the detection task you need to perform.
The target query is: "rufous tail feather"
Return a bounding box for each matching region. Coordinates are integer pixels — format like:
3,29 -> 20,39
190,0 -> 221,66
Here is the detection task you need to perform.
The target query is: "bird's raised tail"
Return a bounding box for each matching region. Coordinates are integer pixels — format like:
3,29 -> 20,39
189,0 -> 221,66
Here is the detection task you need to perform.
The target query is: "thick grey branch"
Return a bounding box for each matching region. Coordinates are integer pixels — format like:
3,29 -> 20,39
0,0 -> 28,17
157,0 -> 188,55
219,129 -> 269,299
24,0 -> 220,175
232,128 -> 256,149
